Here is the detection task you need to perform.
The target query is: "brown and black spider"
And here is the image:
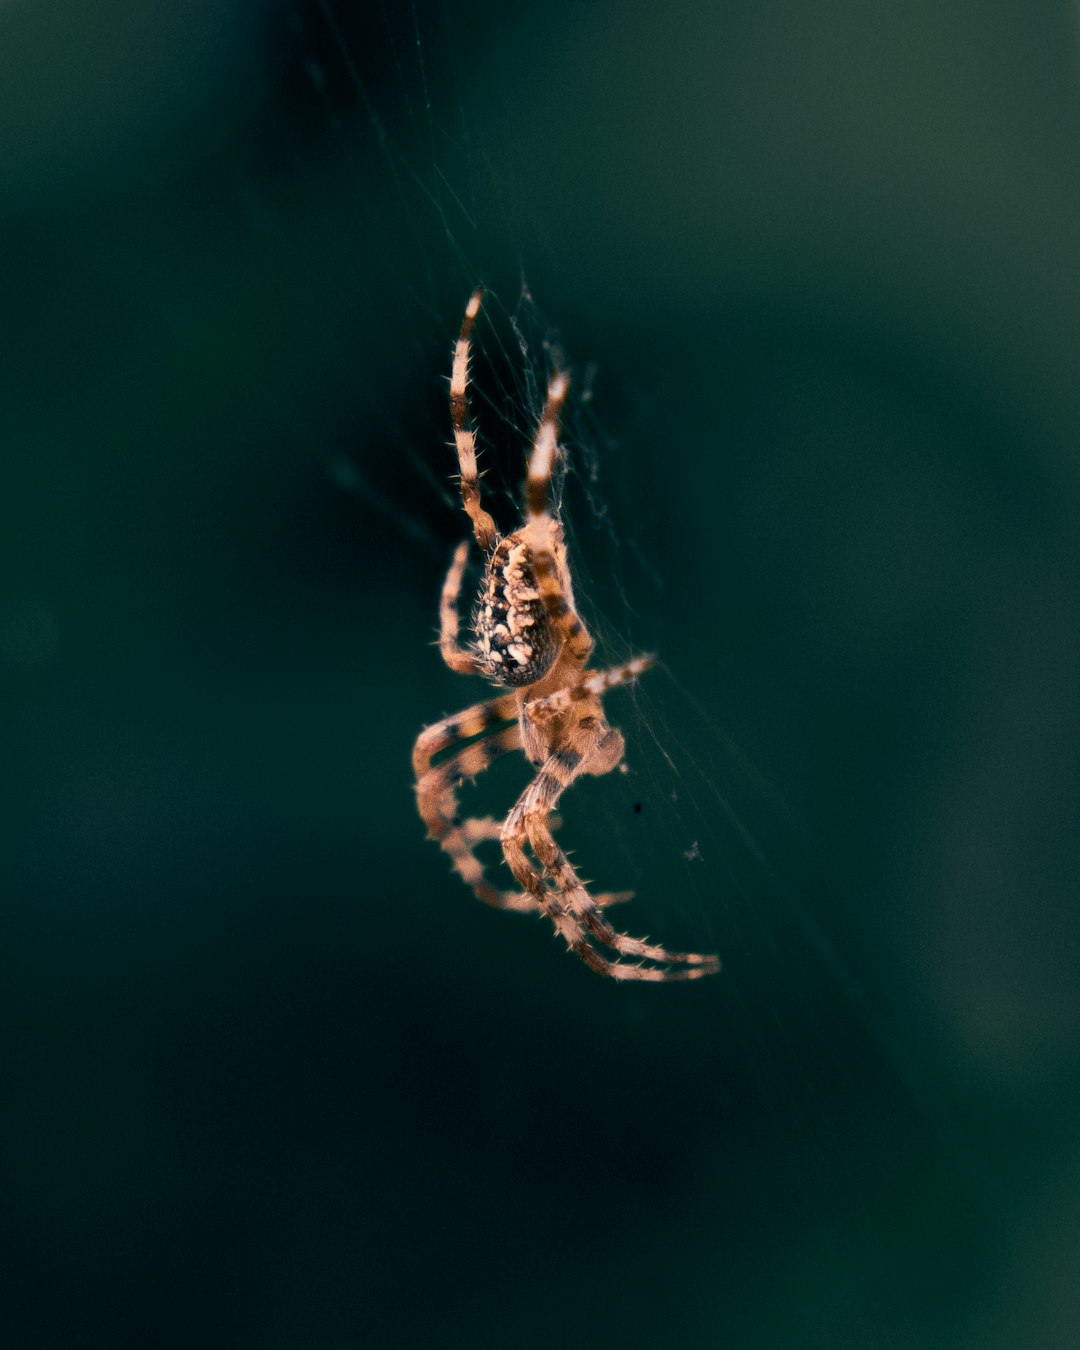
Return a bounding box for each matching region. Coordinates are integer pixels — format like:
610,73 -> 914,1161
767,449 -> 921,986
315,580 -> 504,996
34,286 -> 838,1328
412,290 -> 719,981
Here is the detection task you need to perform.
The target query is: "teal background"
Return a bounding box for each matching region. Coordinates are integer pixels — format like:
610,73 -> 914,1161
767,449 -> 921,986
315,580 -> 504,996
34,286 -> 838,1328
3,2 -> 1080,1346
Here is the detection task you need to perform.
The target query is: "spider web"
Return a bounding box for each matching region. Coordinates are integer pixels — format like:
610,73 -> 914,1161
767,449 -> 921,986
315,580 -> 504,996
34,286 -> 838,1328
6,4 -> 1058,1349
282,7 -> 989,1350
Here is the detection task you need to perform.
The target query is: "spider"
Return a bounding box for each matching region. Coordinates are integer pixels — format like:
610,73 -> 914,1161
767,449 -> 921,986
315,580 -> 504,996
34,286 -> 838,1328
412,290 -> 719,982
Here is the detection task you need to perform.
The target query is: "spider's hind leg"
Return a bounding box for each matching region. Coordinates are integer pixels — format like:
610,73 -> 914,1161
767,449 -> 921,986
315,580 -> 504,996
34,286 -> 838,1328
501,717 -> 719,981
414,699 -> 632,913
437,540 -> 480,675
414,696 -> 535,911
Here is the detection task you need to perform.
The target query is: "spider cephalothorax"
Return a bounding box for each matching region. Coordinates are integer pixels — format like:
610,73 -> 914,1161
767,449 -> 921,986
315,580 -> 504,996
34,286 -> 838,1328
412,289 -> 719,982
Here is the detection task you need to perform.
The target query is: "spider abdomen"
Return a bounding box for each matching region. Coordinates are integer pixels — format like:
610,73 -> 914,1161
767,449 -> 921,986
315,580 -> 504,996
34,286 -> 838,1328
472,533 -> 558,686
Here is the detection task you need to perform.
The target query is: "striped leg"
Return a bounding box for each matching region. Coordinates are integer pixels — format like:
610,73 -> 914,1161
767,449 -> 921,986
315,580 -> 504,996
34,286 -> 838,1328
438,540 -> 478,675
412,694 -> 519,780
416,722 -> 539,912
524,372 -> 594,663
525,655 -> 656,729
414,695 -> 533,910
414,697 -> 632,914
451,289 -> 498,552
501,718 -> 720,981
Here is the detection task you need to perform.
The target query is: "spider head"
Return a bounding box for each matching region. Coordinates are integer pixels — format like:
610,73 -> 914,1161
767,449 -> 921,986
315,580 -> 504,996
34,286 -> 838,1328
471,531 -> 559,686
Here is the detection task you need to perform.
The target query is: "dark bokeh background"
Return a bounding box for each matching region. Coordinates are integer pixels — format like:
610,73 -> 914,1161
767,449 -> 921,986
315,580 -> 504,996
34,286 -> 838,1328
4,2 -> 1080,1346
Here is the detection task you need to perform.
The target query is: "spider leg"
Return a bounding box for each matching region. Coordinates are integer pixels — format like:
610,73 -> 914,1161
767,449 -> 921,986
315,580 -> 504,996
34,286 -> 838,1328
501,719 -> 720,981
438,540 -> 480,675
414,698 -> 633,914
412,693 -> 519,778
524,372 -> 594,663
418,729 -> 538,911
414,695 -> 536,910
451,288 -> 498,552
525,654 -> 656,729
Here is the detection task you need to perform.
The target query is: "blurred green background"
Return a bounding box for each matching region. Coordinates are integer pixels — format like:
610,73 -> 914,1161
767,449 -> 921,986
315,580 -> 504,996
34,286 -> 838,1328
3,1 -> 1080,1346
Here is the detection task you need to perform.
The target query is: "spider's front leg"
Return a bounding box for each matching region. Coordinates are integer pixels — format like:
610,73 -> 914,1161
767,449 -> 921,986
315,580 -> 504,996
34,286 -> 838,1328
524,372 -> 595,664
